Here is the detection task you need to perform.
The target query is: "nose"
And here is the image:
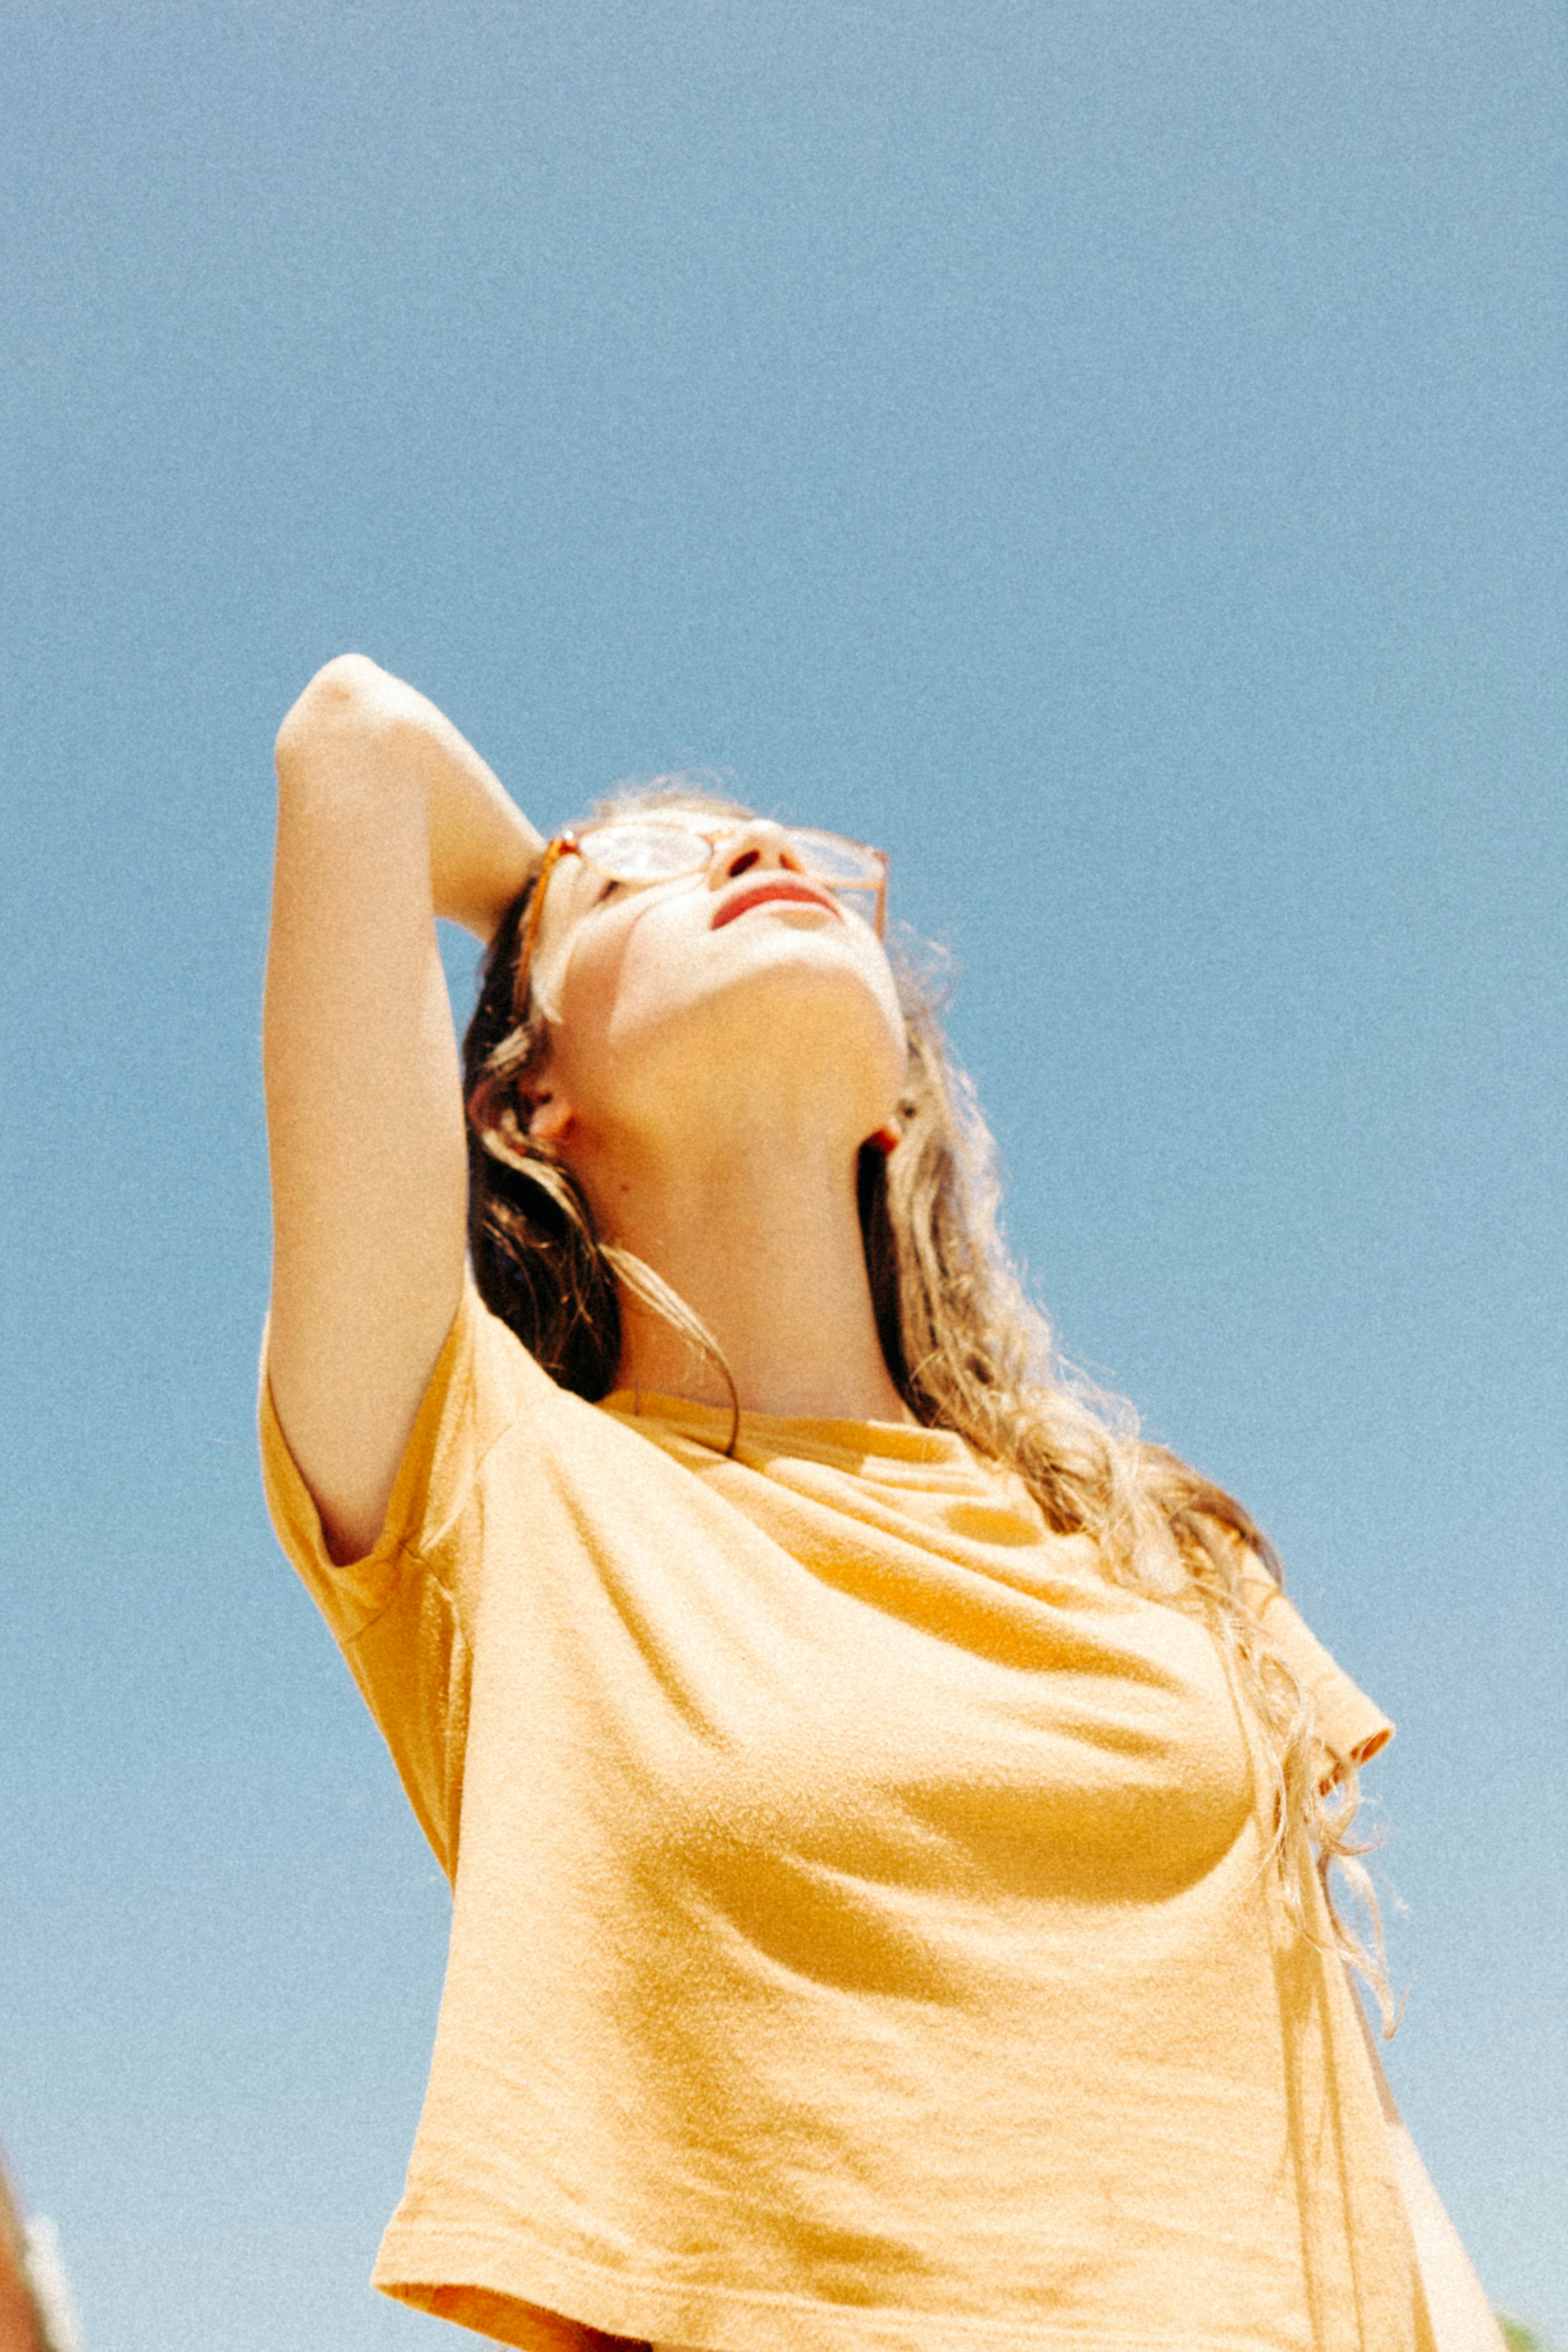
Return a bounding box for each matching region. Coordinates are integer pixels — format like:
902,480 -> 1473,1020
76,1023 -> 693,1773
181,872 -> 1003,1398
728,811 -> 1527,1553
709,819 -> 805,889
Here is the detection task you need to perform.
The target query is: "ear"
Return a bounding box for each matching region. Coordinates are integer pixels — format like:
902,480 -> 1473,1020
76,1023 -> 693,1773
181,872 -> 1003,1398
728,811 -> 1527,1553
525,1088 -> 575,1144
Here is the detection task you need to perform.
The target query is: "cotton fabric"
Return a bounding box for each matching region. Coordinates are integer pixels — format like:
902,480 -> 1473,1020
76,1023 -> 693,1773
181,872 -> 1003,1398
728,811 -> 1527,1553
259,1281 -> 1432,2352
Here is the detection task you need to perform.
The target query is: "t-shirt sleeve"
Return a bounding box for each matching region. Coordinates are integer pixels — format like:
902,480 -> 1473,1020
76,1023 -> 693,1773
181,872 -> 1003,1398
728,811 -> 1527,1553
1236,1551 -> 1394,1788
258,1277 -> 551,1873
258,1276 -> 542,1636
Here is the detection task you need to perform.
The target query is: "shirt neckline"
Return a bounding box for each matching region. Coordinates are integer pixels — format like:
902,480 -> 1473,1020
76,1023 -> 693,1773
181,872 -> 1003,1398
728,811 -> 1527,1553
598,1386 -> 982,1471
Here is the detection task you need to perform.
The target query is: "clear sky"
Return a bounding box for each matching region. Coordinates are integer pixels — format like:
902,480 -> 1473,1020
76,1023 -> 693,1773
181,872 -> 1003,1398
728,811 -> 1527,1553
1,3 -> 1563,2347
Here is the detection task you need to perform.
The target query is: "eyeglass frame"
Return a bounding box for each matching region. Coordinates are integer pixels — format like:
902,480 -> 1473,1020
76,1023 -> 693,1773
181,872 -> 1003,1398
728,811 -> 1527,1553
511,818 -> 889,1016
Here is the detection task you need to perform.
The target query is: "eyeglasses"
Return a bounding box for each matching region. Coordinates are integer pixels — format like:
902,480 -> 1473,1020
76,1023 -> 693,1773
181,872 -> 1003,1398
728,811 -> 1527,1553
513,817 -> 889,1011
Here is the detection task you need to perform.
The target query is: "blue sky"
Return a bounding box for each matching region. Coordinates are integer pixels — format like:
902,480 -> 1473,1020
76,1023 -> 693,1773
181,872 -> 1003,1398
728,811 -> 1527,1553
1,3 -> 1563,2347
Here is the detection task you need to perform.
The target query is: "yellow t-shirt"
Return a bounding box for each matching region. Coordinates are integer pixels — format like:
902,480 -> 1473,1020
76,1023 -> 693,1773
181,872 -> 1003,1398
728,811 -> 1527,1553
259,1282 -> 1433,2352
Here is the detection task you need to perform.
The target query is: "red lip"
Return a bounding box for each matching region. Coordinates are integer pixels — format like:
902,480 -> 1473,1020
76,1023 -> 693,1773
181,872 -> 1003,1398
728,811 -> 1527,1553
711,878 -> 842,930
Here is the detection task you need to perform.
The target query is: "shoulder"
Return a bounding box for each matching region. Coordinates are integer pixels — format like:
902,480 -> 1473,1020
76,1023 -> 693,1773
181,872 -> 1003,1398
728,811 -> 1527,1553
260,1278 -> 573,1610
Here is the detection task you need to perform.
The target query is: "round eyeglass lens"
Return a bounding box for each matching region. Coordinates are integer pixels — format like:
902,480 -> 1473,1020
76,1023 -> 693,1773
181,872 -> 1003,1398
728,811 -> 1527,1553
583,822 -> 712,882
787,829 -> 882,884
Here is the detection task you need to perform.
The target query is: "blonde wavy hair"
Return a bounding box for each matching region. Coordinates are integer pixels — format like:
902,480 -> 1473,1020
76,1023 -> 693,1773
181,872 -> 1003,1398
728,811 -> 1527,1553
462,782 -> 1392,2027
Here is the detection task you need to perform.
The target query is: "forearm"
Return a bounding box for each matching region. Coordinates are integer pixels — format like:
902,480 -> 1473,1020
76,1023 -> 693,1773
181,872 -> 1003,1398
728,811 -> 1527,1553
275,654 -> 545,941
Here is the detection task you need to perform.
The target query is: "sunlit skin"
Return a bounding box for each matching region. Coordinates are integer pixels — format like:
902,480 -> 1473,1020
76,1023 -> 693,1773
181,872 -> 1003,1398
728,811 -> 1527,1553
521,813 -> 915,1423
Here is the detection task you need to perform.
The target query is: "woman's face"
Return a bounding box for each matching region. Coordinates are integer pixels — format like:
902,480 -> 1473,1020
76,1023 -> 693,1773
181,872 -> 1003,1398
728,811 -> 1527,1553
524,812 -> 908,1159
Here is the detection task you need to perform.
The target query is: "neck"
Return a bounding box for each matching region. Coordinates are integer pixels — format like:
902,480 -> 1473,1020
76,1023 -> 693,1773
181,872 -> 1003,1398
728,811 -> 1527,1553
574,1120 -> 911,1424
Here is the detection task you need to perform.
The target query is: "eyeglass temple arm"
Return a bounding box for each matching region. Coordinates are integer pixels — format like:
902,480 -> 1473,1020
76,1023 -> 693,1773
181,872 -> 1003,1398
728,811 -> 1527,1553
513,834 -> 577,1012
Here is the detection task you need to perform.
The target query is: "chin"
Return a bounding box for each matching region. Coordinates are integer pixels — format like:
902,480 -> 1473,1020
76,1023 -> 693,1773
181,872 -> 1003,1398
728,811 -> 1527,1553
611,941 -> 906,1127
715,930 -> 901,1046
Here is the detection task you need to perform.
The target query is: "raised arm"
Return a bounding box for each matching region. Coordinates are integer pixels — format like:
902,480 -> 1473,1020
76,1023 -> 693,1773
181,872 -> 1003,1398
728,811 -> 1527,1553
263,655 -> 543,1563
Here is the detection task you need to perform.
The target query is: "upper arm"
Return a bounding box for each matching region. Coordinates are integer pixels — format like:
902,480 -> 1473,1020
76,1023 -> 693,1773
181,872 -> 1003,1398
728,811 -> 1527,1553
263,658 -> 469,1563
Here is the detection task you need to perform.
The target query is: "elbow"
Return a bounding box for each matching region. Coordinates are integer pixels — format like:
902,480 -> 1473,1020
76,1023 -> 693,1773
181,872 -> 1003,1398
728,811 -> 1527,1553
275,653 -> 386,774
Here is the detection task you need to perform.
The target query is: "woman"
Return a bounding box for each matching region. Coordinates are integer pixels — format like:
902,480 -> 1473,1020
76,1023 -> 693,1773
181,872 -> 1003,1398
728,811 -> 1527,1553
261,654 -> 1503,2352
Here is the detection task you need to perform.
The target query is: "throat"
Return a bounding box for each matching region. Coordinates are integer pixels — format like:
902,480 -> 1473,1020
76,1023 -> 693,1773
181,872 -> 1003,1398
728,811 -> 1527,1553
598,1146 -> 913,1426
